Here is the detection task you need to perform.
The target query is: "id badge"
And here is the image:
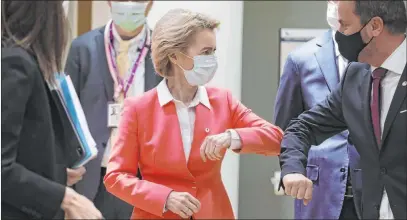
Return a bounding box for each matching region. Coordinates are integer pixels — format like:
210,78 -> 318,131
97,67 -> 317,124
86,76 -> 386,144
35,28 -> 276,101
107,103 -> 122,128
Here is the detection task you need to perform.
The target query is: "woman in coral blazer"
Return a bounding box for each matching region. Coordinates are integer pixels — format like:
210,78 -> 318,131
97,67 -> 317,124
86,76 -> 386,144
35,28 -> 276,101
104,8 -> 283,219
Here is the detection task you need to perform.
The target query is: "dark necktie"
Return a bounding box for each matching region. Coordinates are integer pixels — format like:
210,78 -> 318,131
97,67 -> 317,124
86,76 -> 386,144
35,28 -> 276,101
370,67 -> 387,147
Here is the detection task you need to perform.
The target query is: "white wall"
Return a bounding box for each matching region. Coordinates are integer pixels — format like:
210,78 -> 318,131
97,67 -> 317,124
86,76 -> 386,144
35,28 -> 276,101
91,1 -> 244,216
66,1 -> 78,39
92,1 -> 111,29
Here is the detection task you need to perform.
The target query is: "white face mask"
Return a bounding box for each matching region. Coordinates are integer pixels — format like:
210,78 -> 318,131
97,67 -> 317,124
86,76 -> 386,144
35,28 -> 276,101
178,54 -> 218,86
111,1 -> 147,32
63,1 -> 69,17
326,1 -> 339,31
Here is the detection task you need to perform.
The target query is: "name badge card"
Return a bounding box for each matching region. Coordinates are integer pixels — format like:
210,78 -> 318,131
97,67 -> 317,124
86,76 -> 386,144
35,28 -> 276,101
107,103 -> 122,128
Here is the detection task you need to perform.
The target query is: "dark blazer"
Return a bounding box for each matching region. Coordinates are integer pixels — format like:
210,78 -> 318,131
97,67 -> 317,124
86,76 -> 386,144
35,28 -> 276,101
65,26 -> 162,200
1,47 -> 73,219
274,30 -> 362,219
280,62 -> 407,219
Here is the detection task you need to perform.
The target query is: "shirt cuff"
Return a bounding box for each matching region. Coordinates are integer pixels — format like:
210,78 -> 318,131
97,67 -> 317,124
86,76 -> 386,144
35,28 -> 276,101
227,129 -> 242,150
163,200 -> 168,213
163,190 -> 173,213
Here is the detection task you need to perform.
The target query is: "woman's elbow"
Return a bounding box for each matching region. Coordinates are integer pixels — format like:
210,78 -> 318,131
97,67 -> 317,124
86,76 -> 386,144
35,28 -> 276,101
270,124 -> 284,143
263,124 -> 284,155
102,168 -> 117,193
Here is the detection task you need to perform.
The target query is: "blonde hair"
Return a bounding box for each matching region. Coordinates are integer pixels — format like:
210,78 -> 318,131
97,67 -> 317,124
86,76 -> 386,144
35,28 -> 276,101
151,8 -> 220,77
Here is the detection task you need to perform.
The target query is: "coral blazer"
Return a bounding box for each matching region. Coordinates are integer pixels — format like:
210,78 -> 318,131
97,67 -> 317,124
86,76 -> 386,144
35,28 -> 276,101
104,87 -> 283,219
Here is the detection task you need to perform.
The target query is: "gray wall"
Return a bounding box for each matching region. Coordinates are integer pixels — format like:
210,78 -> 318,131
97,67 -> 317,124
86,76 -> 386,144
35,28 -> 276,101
239,1 -> 328,219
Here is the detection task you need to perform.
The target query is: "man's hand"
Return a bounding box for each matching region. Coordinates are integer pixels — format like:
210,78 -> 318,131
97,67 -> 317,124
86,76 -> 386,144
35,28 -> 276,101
62,187 -> 103,219
200,132 -> 231,162
165,191 -> 201,219
282,173 -> 313,205
67,167 -> 86,186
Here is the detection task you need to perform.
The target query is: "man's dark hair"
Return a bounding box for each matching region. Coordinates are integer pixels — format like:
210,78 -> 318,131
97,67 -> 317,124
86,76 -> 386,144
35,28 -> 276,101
1,0 -> 69,83
354,0 -> 407,34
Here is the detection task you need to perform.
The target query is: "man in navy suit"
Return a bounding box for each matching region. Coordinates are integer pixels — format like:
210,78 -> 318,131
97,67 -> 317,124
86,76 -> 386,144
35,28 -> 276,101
274,1 -> 361,219
280,1 -> 406,219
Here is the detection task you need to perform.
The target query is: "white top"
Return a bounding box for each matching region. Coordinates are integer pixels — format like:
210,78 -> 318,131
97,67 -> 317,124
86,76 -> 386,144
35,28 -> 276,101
332,31 -> 348,80
156,80 -> 242,162
101,24 -> 147,168
370,38 -> 406,220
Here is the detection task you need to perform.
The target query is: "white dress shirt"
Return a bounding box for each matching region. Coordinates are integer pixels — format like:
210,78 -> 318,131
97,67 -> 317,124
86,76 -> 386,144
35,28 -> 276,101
371,38 -> 406,220
156,80 -> 242,163
101,25 -> 147,167
332,31 -> 349,79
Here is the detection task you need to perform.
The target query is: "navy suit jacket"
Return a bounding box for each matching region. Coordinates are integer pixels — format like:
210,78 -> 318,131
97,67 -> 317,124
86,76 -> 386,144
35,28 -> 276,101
65,26 -> 162,201
274,30 -> 362,219
279,57 -> 407,218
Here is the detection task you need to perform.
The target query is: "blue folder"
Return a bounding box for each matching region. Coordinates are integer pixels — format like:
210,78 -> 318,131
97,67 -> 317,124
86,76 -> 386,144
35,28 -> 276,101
56,74 -> 97,168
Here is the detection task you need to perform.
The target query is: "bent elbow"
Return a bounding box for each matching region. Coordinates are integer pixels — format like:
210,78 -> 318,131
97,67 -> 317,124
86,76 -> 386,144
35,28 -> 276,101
103,170 -> 117,193
264,124 -> 283,156
267,123 -> 284,144
273,124 -> 284,142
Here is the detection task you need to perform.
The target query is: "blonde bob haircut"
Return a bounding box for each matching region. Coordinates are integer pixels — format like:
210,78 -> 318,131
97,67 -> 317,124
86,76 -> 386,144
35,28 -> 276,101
151,8 -> 220,77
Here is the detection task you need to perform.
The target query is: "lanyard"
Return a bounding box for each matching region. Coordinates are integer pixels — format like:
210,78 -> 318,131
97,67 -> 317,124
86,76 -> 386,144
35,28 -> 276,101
104,20 -> 150,99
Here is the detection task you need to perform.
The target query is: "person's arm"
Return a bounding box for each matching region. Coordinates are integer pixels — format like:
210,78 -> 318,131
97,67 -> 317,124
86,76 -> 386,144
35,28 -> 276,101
273,54 -> 305,130
1,51 -> 66,219
227,90 -> 283,156
104,98 -> 173,217
279,66 -> 349,179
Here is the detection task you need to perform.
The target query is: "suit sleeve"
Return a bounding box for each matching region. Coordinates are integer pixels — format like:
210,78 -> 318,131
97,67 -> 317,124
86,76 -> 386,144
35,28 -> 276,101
279,65 -> 350,180
1,52 -> 66,219
65,40 -> 83,95
104,98 -> 173,217
273,54 -> 305,130
228,91 -> 283,156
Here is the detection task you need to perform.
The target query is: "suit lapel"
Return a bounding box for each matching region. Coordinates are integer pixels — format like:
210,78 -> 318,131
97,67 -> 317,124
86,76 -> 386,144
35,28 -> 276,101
359,67 -> 381,153
162,102 -> 192,175
382,65 -> 407,143
315,31 -> 339,91
188,104 -> 213,167
96,27 -> 115,100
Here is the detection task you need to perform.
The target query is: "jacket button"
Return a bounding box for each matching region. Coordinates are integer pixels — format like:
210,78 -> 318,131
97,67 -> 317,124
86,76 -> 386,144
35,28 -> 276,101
380,167 -> 387,175
102,142 -> 107,148
340,168 -> 346,172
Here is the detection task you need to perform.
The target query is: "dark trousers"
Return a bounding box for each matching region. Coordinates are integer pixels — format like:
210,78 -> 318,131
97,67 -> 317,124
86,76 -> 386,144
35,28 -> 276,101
339,197 -> 358,220
94,168 -> 133,220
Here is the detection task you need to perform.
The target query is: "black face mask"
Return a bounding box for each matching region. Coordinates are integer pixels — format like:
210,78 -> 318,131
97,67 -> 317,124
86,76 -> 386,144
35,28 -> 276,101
335,22 -> 373,62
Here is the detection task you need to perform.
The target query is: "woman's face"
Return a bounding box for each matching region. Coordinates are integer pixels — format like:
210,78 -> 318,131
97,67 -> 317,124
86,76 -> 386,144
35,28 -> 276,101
176,28 -> 217,71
